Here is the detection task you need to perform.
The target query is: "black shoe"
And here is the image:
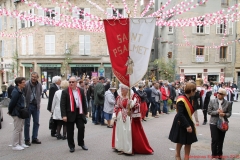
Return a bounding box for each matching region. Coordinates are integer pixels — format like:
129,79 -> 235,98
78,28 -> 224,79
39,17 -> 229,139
32,139 -> 41,144
80,145 -> 88,150
51,134 -> 57,137
202,121 -> 207,125
94,123 -> 99,125
69,148 -> 75,153
56,134 -> 62,140
25,141 -> 31,146
62,136 -> 67,140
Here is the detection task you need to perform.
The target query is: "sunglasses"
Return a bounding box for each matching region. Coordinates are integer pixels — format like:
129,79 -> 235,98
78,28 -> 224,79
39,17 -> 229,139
69,81 -> 76,83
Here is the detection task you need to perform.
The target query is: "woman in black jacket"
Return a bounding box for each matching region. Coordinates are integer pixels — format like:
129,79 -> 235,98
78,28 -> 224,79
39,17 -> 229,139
8,77 -> 28,151
202,84 -> 212,125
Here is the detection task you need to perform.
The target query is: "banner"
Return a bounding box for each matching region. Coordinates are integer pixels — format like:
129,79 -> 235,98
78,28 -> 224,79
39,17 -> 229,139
104,18 -> 156,87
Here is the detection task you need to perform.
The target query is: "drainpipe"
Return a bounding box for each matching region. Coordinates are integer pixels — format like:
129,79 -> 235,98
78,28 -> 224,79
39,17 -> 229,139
154,0 -> 159,79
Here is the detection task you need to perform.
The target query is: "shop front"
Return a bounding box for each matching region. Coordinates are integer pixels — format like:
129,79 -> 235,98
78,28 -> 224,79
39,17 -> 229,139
38,63 -> 61,89
69,63 -> 112,80
22,63 -> 33,80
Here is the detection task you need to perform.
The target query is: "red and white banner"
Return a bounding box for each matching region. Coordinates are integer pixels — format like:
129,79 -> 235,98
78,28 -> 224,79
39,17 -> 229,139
104,18 -> 156,87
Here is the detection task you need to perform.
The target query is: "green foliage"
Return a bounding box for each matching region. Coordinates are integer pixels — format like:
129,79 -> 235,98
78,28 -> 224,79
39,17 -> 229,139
167,99 -> 173,105
154,59 -> 176,81
61,44 -> 76,78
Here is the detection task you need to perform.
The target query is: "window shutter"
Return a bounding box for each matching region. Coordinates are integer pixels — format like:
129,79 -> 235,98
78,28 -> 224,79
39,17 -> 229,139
85,35 -> 90,55
38,9 -> 44,26
4,16 -> 7,29
204,47 -> 209,62
10,17 -> 13,28
17,17 -> 21,29
0,18 -> 2,30
205,24 -> 210,34
27,10 -> 30,27
72,6 -> 79,19
28,35 -> 33,55
192,26 -> 196,34
45,35 -> 50,55
31,8 -> 35,26
79,35 -> 85,55
192,46 -> 196,62
54,7 -> 60,21
123,9 -> 127,18
21,37 -> 26,55
228,21 -> 233,35
227,46 -> 232,62
84,8 -> 90,21
2,41 -> 4,57
216,23 -> 220,34
107,8 -> 113,19
24,12 -> 27,28
51,35 -> 55,55
215,48 -> 220,62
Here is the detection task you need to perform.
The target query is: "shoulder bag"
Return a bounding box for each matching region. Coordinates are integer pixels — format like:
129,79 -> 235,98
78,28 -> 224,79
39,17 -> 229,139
217,117 -> 229,132
16,94 -> 29,119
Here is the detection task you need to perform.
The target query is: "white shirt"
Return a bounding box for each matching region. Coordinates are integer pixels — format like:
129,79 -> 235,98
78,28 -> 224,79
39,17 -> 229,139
72,89 -> 79,108
218,99 -> 223,110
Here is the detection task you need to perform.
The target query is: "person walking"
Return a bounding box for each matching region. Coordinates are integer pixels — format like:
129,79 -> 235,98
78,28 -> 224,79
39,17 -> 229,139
94,76 -> 105,125
51,80 -> 68,140
161,81 -> 170,114
8,77 -> 29,150
208,88 -> 232,159
47,76 -> 61,137
60,76 -> 88,153
89,77 -> 98,123
136,83 -> 148,121
103,84 -> 116,128
1,82 -> 7,98
144,81 -> 152,118
151,82 -> 160,118
41,82 -> 48,98
169,82 -> 198,160
23,72 -> 42,146
170,82 -> 176,110
202,84 -> 212,125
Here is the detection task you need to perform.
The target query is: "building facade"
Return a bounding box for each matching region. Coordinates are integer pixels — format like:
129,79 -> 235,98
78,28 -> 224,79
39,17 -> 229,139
234,0 -> 240,87
144,0 -> 237,84
0,0 -> 139,90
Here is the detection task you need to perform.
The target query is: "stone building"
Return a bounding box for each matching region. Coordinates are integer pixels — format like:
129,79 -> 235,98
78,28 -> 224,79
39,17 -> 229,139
234,0 -> 240,87
0,0 -> 139,90
144,0 -> 237,84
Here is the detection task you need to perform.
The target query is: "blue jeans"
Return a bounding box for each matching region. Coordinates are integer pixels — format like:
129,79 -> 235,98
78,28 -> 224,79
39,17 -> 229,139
24,104 -> 40,141
95,105 -> 104,124
163,100 -> 168,113
91,99 -> 96,123
151,97 -> 157,116
2,91 -> 6,98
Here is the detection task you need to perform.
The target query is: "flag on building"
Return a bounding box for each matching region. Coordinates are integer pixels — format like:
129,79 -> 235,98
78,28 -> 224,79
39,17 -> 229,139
104,17 -> 156,87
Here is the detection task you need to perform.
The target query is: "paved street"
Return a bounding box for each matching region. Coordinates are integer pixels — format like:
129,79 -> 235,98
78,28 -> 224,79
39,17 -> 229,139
0,97 -> 240,160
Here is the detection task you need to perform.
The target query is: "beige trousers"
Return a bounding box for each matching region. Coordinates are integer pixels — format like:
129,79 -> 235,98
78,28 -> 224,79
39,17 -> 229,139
193,111 -> 199,123
12,116 -> 24,147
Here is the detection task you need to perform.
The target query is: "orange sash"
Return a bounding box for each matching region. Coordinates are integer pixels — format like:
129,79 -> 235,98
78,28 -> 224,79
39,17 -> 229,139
176,95 -> 194,123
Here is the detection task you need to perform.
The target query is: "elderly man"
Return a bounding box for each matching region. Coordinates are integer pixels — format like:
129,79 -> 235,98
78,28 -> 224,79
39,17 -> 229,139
160,81 -> 170,114
23,72 -> 42,146
47,76 -> 61,137
61,76 -> 88,153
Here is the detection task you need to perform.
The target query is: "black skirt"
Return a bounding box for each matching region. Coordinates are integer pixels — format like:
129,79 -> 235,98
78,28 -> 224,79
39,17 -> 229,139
169,114 -> 198,145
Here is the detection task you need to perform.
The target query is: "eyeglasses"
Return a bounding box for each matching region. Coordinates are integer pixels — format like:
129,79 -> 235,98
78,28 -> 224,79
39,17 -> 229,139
69,81 -> 76,83
217,92 -> 224,96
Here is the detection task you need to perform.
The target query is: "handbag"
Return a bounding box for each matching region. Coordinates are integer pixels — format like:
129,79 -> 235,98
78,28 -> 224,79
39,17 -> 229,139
18,108 -> 30,119
49,115 -> 54,130
214,92 -> 217,97
217,117 -> 229,132
82,116 -> 87,124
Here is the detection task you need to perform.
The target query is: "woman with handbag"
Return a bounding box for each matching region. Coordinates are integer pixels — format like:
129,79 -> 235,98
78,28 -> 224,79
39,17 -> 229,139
208,88 -> 232,159
8,77 -> 29,151
169,82 -> 198,160
51,80 -> 69,140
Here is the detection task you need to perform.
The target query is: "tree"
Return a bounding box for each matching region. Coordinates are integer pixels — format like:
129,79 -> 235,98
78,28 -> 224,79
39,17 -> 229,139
154,59 -> 176,82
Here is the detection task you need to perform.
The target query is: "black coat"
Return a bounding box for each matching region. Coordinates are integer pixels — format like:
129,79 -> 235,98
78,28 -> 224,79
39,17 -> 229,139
105,83 -> 110,91
170,85 -> 176,100
7,85 -> 14,99
60,87 -> 87,122
191,90 -> 202,110
203,91 -> 212,110
47,83 -> 59,111
144,87 -> 152,103
8,87 -> 25,117
169,95 -> 197,145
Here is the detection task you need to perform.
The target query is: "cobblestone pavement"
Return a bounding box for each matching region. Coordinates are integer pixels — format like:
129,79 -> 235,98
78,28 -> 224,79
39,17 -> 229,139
0,97 -> 239,160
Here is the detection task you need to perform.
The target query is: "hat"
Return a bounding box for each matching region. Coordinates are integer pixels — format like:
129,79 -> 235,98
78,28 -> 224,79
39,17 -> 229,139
109,82 -> 117,90
218,88 -> 227,95
99,76 -> 105,80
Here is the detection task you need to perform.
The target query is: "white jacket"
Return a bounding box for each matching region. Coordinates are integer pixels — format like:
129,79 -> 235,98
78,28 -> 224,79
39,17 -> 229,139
51,90 -> 63,120
103,90 -> 116,114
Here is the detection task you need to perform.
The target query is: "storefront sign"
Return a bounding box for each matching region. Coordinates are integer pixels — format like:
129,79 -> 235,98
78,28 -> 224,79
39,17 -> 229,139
5,64 -> 13,69
38,64 -> 61,67
98,66 -> 105,77
69,64 -> 100,67
196,55 -> 204,62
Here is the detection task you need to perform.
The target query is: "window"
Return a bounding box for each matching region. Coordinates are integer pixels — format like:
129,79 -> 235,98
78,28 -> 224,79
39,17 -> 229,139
38,7 -> 60,26
28,36 -> 33,55
168,26 -> 173,34
215,46 -> 232,62
198,0 -> 205,5
46,9 -> 55,20
216,20 -> 233,35
192,46 -> 209,62
167,52 -> 172,58
221,0 -> 229,6
107,8 -> 127,19
196,46 -> 204,55
28,9 -> 34,27
45,35 -> 55,55
21,37 -> 26,55
72,7 -> 90,21
79,35 -> 90,55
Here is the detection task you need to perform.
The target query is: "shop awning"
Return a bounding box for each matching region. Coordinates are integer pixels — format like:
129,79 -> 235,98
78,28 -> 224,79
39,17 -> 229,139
104,64 -> 112,67
37,64 -> 62,67
69,64 -> 100,67
22,63 -> 33,67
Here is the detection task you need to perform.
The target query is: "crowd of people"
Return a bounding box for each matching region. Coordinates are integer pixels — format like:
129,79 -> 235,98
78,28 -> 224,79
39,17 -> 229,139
5,73 -> 234,159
